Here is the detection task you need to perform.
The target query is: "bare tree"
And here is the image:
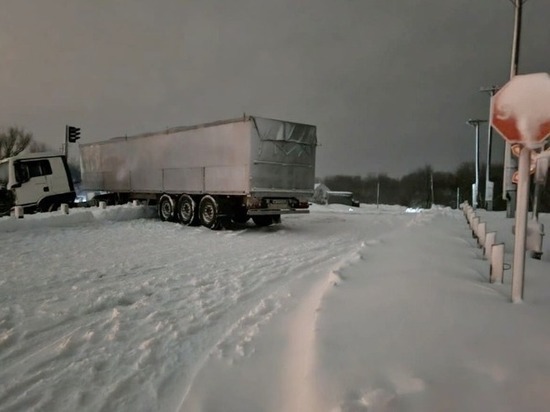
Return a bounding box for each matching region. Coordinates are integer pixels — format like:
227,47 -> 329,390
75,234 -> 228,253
0,127 -> 33,159
28,140 -> 50,153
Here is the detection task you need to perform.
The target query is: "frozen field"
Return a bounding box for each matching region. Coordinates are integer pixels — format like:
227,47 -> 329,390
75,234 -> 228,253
1,204 -> 549,412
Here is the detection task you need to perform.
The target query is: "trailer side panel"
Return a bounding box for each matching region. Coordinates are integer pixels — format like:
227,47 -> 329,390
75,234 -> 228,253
81,121 -> 252,195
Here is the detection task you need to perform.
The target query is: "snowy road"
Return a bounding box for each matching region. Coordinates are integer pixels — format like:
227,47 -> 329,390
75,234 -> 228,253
2,204 -> 550,412
0,205 -> 409,411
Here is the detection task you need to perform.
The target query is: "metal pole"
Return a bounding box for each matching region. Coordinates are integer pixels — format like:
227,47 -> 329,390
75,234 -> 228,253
64,125 -> 68,158
376,179 -> 380,210
480,86 -> 499,210
532,142 -> 549,220
503,0 -> 525,218
467,119 -> 487,209
511,146 -> 531,303
475,124 -> 480,208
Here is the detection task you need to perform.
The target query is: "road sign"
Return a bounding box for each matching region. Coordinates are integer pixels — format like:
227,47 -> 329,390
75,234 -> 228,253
491,73 -> 550,149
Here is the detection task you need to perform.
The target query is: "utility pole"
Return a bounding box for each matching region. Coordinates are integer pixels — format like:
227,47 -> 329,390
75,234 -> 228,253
503,0 -> 527,218
467,119 -> 487,209
376,177 -> 380,210
532,141 -> 549,221
480,86 -> 499,210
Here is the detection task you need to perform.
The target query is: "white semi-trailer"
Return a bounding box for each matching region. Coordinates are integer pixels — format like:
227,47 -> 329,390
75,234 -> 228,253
79,116 -> 317,229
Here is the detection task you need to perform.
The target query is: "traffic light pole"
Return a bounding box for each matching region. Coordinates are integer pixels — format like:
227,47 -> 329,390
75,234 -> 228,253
64,125 -> 69,158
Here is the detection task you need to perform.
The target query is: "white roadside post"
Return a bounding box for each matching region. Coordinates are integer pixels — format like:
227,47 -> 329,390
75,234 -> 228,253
471,216 -> 480,239
61,203 -> 69,214
490,243 -> 505,284
484,232 -> 497,260
477,222 -> 487,248
490,72 -> 550,302
466,207 -> 475,225
14,206 -> 24,219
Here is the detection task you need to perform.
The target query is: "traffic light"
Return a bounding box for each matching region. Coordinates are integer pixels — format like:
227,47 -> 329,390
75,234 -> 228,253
66,125 -> 81,143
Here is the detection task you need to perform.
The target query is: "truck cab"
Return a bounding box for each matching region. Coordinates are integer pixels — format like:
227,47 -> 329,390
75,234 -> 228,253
0,152 -> 76,214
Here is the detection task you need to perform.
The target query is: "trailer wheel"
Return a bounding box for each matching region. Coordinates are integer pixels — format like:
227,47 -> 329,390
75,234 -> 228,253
252,215 -> 273,227
158,194 -> 176,221
199,195 -> 221,230
177,194 -> 196,225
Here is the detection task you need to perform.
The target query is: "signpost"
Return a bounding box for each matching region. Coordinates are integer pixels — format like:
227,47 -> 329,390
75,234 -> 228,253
490,72 -> 550,302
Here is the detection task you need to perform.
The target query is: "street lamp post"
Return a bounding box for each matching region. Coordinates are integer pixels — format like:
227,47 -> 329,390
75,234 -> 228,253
480,86 -> 499,210
467,119 -> 487,209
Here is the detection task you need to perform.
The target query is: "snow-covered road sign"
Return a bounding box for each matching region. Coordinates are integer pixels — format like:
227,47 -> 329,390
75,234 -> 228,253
491,73 -> 550,149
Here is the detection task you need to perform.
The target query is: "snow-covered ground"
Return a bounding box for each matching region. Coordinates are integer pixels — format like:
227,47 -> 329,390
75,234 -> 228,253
1,203 -> 549,412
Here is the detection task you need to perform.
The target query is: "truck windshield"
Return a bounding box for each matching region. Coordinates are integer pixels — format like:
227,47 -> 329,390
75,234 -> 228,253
0,162 -> 8,186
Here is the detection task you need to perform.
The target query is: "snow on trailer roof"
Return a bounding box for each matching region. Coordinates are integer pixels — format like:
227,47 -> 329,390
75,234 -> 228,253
80,115 -> 317,145
327,190 -> 353,196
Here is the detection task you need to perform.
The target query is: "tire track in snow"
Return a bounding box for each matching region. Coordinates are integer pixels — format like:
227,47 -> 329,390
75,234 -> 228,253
279,244 -> 364,412
176,235 -> 370,411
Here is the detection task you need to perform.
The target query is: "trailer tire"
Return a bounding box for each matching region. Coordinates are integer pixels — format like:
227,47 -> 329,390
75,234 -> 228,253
158,194 -> 176,222
177,194 -> 197,225
199,195 -> 221,230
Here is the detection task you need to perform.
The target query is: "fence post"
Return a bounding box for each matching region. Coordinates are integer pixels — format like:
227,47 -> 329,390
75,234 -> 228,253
484,232 -> 496,260
14,206 -> 24,219
490,243 -> 505,284
466,208 -> 475,224
471,217 -> 480,239
477,222 -> 487,248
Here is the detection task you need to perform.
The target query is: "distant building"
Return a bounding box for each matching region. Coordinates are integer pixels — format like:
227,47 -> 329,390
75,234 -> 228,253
312,183 -> 359,207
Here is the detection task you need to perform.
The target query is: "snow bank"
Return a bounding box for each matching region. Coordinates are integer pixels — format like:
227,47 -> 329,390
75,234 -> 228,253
0,204 -> 156,233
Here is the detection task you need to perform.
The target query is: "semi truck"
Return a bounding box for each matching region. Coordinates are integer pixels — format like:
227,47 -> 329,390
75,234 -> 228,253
79,116 -> 317,229
0,152 -> 76,216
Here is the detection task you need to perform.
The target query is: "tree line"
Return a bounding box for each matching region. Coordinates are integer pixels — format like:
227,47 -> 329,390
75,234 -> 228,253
322,163 -> 550,212
0,127 -> 48,159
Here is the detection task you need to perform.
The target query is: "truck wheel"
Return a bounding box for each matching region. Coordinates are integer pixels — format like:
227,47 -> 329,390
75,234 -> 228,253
252,215 -> 273,227
158,194 -> 175,221
177,194 -> 196,225
199,195 -> 221,230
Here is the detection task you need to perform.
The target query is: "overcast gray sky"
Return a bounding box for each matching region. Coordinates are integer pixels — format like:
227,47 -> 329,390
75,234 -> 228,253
1,0 -> 549,177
